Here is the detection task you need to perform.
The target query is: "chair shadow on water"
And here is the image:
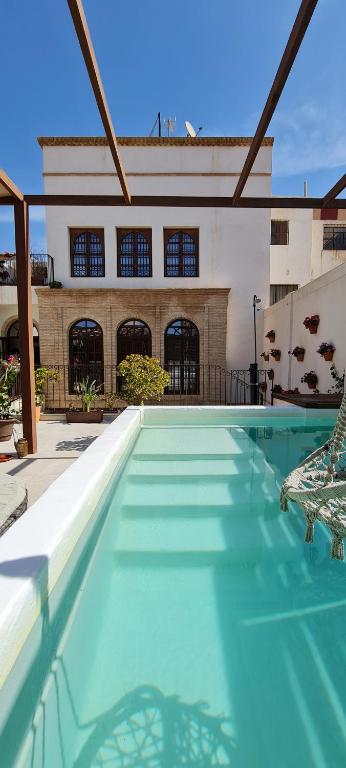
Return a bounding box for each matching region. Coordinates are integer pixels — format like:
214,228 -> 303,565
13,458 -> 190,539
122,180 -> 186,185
72,684 -> 235,768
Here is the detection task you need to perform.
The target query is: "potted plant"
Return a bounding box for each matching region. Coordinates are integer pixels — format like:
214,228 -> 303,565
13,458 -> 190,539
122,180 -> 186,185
270,349 -> 281,362
289,346 -> 305,362
0,355 -> 20,441
49,280 -> 63,289
267,368 -> 274,381
260,352 -> 269,362
66,377 -> 103,423
303,315 -> 320,334
34,367 -> 59,421
266,330 -> 275,343
301,371 -> 318,390
117,354 -> 171,405
317,342 -> 335,362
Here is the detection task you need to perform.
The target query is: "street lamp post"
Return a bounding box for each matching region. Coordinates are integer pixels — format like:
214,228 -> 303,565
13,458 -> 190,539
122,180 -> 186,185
250,294 -> 261,404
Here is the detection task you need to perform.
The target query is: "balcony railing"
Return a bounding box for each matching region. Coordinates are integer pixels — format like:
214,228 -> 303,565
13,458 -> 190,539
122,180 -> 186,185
0,253 -> 54,286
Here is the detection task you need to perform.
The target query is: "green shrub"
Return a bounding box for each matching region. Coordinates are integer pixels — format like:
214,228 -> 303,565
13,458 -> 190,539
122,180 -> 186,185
117,355 -> 170,405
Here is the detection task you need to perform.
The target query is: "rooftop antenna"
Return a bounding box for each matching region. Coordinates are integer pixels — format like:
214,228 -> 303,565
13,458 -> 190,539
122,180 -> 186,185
164,116 -> 176,136
185,120 -> 203,137
304,180 -> 308,197
149,112 -> 162,137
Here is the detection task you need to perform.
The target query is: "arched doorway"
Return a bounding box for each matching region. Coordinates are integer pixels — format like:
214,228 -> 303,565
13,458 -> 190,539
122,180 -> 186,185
164,319 -> 199,394
117,319 -> 152,366
6,320 -> 40,366
69,318 -> 104,393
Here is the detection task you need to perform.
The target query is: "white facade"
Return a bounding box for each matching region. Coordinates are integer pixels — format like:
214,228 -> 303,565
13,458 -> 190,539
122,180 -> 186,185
270,207 -> 346,292
41,137 -> 272,370
262,260 -> 346,395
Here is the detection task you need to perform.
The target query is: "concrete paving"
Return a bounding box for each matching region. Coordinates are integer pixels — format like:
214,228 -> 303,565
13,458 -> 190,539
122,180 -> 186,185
0,415 -> 117,508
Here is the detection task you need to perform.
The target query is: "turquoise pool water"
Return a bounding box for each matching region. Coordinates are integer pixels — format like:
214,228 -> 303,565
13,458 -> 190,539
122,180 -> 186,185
1,418 -> 346,767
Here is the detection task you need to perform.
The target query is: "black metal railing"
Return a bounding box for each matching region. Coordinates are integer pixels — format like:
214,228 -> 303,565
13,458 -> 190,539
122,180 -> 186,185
3,364 -> 273,414
0,253 -> 54,286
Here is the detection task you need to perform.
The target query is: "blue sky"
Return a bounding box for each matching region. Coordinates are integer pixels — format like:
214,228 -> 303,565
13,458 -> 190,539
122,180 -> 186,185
1,0 -> 345,251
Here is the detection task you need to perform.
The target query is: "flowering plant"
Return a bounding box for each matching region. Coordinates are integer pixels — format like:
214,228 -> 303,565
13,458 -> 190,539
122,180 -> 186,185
316,342 -> 335,356
0,355 -> 20,419
288,346 -> 305,358
303,315 -> 319,329
301,370 -> 318,387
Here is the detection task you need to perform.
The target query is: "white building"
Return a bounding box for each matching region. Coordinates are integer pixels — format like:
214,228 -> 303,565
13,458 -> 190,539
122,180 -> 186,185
34,136 -> 272,398
270,206 -> 346,304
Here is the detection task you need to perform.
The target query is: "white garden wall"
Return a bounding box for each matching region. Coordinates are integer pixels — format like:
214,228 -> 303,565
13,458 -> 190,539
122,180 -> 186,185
261,262 -> 346,394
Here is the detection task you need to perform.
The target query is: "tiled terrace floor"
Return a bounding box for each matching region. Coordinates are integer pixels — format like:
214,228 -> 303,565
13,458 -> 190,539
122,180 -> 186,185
0,415 -> 116,507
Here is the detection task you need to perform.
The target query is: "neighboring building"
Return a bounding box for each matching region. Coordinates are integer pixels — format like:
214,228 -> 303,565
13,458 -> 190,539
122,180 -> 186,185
270,207 -> 346,304
34,135 -> 272,401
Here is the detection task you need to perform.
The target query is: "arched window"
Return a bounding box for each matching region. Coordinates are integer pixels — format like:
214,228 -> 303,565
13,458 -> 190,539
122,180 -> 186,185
164,229 -> 199,277
164,319 -> 199,394
70,229 -> 105,277
117,319 -> 152,366
6,320 -> 40,366
117,230 -> 152,277
69,319 -> 103,393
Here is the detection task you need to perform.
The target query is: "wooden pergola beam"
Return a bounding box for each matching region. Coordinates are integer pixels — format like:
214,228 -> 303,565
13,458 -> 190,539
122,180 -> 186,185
0,194 -> 342,209
66,0 -> 131,204
232,0 -> 318,205
322,173 -> 346,207
14,200 -> 37,454
0,169 -> 24,201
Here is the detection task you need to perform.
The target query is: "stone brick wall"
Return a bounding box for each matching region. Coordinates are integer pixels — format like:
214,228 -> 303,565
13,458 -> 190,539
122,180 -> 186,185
37,287 -> 229,404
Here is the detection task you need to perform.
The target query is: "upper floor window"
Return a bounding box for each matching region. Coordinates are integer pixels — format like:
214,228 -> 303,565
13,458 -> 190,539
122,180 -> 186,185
164,229 -> 199,277
323,224 -> 346,250
70,229 -> 105,277
270,284 -> 298,305
117,229 -> 152,277
271,220 -> 289,245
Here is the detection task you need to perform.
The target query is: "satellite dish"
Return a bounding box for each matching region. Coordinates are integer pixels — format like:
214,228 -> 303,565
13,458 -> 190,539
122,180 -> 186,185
185,120 -> 196,138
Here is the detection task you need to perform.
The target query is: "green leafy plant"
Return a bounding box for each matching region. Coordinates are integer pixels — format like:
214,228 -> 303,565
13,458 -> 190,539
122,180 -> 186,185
49,280 -> 63,289
74,377 -> 102,412
34,367 -> 59,406
0,355 -> 20,419
117,354 -> 170,405
328,364 -> 345,394
104,392 -> 127,411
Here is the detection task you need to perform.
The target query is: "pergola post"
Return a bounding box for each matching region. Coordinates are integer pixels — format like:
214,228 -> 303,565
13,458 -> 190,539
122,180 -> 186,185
14,200 -> 37,454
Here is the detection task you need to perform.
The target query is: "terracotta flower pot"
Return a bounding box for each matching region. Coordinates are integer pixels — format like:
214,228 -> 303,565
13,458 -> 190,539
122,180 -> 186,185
308,382 -> 316,390
323,351 -> 334,362
35,405 -> 41,422
296,353 -> 305,362
273,353 -> 281,362
0,418 -> 15,442
267,334 -> 275,343
309,326 -> 318,334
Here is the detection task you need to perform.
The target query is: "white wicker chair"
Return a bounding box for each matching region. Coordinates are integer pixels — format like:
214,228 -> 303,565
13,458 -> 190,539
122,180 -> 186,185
280,394 -> 346,560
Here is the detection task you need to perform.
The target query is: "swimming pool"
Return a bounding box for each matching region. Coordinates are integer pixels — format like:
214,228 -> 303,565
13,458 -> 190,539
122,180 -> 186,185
0,407 -> 345,766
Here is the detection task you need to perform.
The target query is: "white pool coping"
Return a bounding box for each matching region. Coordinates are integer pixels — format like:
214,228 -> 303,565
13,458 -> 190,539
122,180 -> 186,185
0,404 -> 337,688
0,407 -> 141,688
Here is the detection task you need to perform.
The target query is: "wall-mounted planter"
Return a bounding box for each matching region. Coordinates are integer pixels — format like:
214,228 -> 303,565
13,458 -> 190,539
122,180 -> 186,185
270,350 -> 281,362
267,369 -> 274,381
317,343 -> 335,362
289,347 -> 305,362
260,353 -> 269,362
266,331 -> 275,343
303,315 -> 320,334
